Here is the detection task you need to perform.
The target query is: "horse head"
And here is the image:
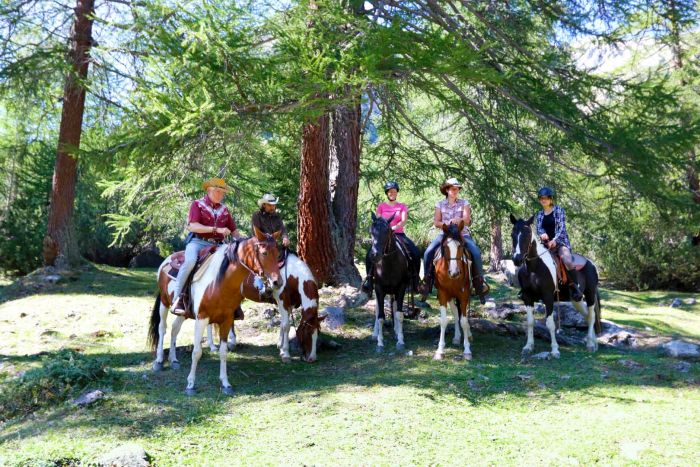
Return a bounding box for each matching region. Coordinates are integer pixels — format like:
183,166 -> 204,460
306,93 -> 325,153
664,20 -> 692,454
369,212 -> 396,262
440,221 -> 465,278
297,308 -> 326,363
510,214 -> 534,267
250,226 -> 282,288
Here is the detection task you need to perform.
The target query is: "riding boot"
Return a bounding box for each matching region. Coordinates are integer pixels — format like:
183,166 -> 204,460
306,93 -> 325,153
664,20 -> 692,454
361,273 -> 374,299
170,295 -> 187,316
418,268 -> 434,301
472,274 -> 490,304
567,269 -> 583,301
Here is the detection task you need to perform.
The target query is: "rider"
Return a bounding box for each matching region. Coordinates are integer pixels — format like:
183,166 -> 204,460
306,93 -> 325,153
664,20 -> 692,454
419,177 -> 490,302
361,181 -> 421,296
170,177 -> 242,316
535,187 -> 583,301
251,193 -> 290,249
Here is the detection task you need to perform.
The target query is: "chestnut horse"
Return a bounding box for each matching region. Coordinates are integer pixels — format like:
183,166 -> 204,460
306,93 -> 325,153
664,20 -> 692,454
206,252 -> 325,363
147,228 -> 280,395
433,222 -> 473,361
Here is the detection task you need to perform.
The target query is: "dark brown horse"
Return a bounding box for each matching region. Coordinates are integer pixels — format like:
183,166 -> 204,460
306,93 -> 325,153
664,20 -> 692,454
148,227 -> 281,395
433,222 -> 473,360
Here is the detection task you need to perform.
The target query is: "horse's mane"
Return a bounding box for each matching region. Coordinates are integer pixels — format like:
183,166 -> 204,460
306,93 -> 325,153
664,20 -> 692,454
216,237 -> 247,285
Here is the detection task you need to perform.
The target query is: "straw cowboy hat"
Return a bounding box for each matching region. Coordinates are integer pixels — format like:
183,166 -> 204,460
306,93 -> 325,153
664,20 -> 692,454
202,177 -> 232,192
257,193 -> 279,208
439,177 -> 462,196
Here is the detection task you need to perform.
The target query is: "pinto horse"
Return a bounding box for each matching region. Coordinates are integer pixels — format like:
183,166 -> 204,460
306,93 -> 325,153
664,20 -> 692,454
206,252 -> 325,363
433,222 -> 473,361
369,212 -> 411,353
148,228 -> 281,395
510,214 -> 602,357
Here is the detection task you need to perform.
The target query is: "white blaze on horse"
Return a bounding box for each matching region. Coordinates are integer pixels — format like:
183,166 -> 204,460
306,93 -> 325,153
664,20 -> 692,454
433,221 -> 473,361
147,228 -> 281,395
510,214 -> 602,358
206,252 -> 325,363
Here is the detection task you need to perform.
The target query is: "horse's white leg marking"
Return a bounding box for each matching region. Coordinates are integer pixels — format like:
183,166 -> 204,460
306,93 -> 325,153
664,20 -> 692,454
578,301 -> 597,352
451,301 -> 461,345
156,302 -> 167,364
372,300 -> 380,341
434,305 -> 448,359
546,314 -> 560,358
169,315 -> 185,364
279,306 -> 291,361
186,317 -> 209,390
460,315 -> 472,360
219,329 -> 232,389
206,324 -> 218,352
375,300 -> 384,348
227,325 -> 236,351
309,329 -> 318,362
523,306 -> 535,353
393,298 -> 405,349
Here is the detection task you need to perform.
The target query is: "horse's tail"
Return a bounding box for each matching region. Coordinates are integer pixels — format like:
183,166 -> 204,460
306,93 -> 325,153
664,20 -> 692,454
147,293 -> 162,352
594,290 -> 602,335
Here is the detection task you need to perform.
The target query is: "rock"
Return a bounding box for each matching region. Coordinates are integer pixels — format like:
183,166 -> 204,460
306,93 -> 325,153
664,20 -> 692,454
319,339 -> 341,350
97,443 -> 150,467
672,361 -> 691,373
535,303 -> 545,313
499,260 -> 519,288
43,275 -> 62,284
19,312 -> 27,318
484,299 -> 496,309
663,340 -> 700,359
516,374 -> 533,381
262,308 -> 276,320
670,298 -> 682,308
597,320 -> 638,348
73,389 -> 105,407
554,302 -> 587,329
532,352 -> 551,360
485,303 -> 520,320
618,359 -> 643,369
128,250 -> 165,269
683,298 -> 697,305
321,306 -> 345,330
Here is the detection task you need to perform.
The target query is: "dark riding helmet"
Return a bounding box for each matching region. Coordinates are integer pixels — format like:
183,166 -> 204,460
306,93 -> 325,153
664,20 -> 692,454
537,187 -> 555,198
384,181 -> 400,194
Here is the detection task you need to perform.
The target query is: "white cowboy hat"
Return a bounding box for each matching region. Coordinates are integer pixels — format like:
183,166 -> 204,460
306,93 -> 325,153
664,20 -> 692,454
257,193 -> 279,208
440,177 -> 462,196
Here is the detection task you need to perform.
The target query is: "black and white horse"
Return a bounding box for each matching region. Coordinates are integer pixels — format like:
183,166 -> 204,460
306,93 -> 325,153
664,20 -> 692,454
369,212 -> 411,353
510,214 -> 602,357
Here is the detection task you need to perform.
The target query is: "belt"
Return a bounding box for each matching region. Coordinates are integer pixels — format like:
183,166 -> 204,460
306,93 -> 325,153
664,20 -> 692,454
194,234 -> 224,244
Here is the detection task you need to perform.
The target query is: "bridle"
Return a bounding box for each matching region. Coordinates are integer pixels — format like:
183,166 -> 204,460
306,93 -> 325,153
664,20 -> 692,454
440,234 -> 467,275
231,236 -> 276,281
372,221 -> 399,260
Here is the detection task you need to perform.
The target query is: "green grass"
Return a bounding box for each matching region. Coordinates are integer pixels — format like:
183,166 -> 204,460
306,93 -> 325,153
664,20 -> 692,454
0,265 -> 699,465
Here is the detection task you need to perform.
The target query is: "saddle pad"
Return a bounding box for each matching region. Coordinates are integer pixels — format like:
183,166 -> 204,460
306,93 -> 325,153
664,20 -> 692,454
192,253 -> 218,282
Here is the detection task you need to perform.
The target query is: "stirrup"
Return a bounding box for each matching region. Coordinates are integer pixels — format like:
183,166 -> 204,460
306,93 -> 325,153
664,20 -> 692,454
170,297 -> 187,316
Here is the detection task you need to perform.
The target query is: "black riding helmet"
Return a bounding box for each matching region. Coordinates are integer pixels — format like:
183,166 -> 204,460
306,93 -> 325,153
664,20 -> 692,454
384,181 -> 400,194
537,186 -> 555,198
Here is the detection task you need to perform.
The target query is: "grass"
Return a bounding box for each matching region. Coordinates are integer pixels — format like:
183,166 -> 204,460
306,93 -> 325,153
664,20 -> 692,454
0,264 -> 699,465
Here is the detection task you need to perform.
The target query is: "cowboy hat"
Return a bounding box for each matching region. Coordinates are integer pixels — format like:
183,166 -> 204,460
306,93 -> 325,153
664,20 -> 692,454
440,177 -> 462,196
257,193 -> 279,208
202,177 -> 232,192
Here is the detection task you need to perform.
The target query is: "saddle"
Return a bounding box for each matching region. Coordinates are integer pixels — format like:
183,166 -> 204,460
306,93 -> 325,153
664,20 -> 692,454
552,252 -> 588,285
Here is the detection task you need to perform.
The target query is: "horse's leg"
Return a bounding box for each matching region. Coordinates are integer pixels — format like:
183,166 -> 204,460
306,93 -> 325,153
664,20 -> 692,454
168,315 -> 185,370
227,323 -> 236,352
459,296 -> 472,360
522,302 -> 535,357
153,300 -> 167,371
393,294 -> 405,351
375,292 -> 385,352
451,301 -> 461,345
434,299 -> 448,360
206,324 -> 218,353
573,297 -> 598,352
185,317 -> 209,395
279,305 -> 291,362
544,297 -> 560,358
218,316 -> 234,396
308,325 -> 319,363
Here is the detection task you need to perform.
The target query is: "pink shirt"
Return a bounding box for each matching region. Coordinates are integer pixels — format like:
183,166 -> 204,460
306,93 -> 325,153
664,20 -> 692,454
377,202 -> 408,233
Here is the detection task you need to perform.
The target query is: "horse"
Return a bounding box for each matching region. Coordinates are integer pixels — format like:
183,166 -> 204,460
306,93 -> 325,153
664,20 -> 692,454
205,251 -> 325,363
432,221 -> 473,360
369,212 -> 411,353
509,214 -> 602,357
147,227 -> 281,395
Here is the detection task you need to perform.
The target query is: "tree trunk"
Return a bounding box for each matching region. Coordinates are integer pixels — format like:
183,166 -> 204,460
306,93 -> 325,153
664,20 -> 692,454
42,0 -> 94,268
297,115 -> 336,284
488,218 -> 503,273
329,101 -> 362,286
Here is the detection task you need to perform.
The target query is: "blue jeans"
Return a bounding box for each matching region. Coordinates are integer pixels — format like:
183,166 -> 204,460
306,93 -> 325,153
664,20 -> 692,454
174,238 -> 211,297
423,233 -> 484,276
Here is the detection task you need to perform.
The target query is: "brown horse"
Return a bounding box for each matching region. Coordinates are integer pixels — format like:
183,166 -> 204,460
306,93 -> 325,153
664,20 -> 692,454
148,227 -> 281,396
433,221 -> 473,361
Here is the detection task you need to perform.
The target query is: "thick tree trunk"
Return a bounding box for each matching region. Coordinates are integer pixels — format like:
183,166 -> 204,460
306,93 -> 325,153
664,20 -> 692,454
329,101 -> 362,286
488,219 -> 503,273
297,115 -> 336,284
42,0 -> 94,268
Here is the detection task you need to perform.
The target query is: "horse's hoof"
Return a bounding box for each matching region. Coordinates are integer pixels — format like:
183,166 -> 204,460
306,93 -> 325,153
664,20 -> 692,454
152,361 -> 164,372
170,361 -> 181,370
433,352 -> 444,361
396,343 -> 405,352
587,343 -> 598,353
551,350 -> 561,359
463,353 -> 472,361
281,355 -> 291,363
221,386 -> 234,396
375,345 -> 384,354
184,387 -> 196,396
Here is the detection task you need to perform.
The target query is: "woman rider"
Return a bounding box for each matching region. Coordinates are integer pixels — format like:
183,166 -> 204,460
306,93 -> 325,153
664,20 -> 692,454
535,187 -> 583,301
420,177 -> 490,302
362,181 -> 421,296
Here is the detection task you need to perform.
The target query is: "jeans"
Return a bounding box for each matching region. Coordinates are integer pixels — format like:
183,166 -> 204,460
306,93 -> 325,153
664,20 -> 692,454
423,233 -> 484,276
173,237 -> 211,298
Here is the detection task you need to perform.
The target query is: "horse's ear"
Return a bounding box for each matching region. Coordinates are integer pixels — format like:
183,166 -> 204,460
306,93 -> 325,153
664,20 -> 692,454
371,212 -> 377,222
253,226 -> 266,241
509,213 -> 517,224
387,212 -> 396,224
441,223 -> 449,233
272,230 -> 282,240
526,215 -> 534,225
